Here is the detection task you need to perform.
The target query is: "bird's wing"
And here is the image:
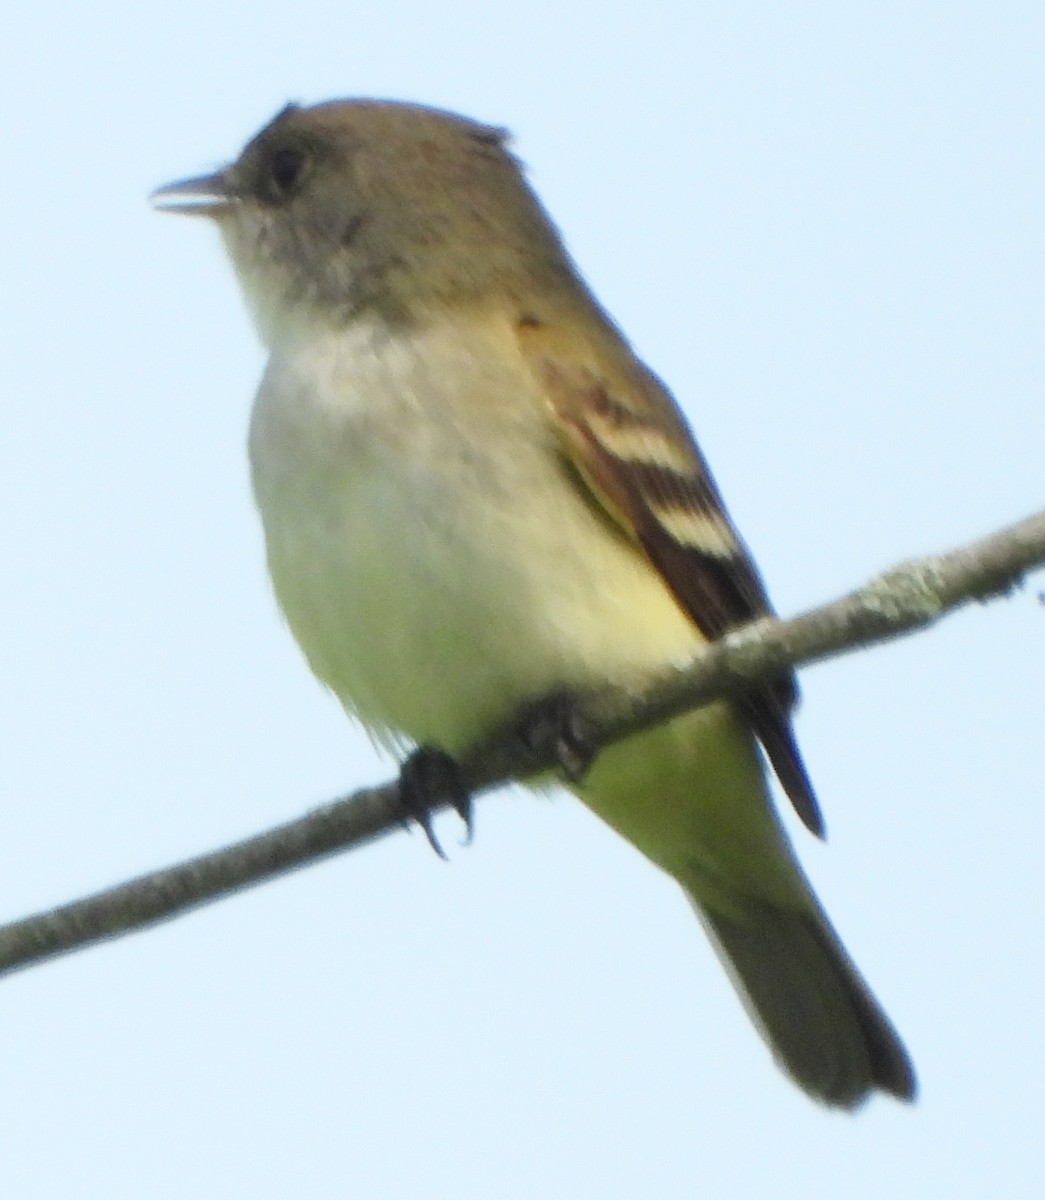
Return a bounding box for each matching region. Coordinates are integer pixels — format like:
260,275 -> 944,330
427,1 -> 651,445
518,319 -> 823,836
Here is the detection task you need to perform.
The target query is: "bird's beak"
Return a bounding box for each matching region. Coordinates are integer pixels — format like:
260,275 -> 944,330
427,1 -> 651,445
150,170 -> 233,217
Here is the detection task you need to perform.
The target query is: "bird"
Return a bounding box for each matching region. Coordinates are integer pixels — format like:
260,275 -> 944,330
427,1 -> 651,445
153,98 -> 915,1107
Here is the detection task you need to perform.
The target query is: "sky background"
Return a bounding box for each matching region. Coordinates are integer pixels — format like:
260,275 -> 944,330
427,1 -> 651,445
2,4 -> 1043,1197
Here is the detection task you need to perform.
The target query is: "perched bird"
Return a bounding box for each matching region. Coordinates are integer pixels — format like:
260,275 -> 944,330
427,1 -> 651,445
153,99 -> 915,1107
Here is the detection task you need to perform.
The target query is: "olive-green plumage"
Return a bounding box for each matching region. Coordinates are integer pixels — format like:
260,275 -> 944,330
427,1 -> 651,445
154,99 -> 915,1107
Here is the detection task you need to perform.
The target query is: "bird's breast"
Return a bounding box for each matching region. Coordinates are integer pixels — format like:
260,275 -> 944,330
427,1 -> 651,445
248,314 -> 700,753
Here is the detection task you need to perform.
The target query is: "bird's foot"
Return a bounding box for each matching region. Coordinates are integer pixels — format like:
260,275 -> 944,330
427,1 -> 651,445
516,692 -> 597,783
398,747 -> 473,859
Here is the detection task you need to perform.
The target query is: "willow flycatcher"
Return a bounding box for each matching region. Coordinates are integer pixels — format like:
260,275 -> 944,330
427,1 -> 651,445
153,100 -> 915,1107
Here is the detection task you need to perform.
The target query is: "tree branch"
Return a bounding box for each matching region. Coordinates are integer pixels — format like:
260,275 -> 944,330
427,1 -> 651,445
2,509 -> 1042,979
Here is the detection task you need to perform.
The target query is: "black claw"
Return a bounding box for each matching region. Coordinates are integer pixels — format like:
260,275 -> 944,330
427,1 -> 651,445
398,747 -> 472,859
517,693 -> 596,783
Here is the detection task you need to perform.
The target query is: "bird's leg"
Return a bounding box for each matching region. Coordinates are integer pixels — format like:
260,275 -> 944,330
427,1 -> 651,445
398,747 -> 473,859
514,691 -> 597,783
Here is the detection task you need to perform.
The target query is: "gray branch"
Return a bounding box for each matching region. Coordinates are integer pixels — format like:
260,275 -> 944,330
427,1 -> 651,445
2,508 -> 1043,979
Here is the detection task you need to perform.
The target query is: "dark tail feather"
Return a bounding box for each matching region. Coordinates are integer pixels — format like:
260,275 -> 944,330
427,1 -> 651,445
692,894 -> 916,1108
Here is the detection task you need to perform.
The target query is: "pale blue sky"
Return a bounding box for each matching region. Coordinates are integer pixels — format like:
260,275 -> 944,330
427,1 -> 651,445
1,4 -> 1043,1197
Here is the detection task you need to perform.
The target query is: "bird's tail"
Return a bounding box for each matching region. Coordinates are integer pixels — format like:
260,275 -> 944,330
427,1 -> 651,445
687,881 -> 916,1107
574,703 -> 916,1108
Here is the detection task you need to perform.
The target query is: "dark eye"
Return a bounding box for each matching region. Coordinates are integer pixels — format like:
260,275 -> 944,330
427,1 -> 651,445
266,145 -> 307,200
